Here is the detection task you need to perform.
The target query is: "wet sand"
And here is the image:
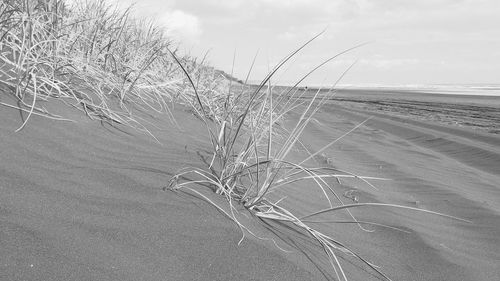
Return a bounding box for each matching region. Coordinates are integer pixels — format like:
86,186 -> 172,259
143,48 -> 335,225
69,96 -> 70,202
329,89 -> 500,134
1,89 -> 499,280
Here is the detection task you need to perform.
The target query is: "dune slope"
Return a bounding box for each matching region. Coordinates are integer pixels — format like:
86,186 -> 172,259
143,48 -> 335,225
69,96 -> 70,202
0,96 -> 320,281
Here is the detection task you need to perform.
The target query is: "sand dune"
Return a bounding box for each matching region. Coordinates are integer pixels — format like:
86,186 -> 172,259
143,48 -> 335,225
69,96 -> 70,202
1,90 -> 499,280
0,97 -> 318,280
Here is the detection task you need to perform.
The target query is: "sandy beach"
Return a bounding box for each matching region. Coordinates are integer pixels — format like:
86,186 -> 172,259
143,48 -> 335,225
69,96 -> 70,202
297,90 -> 500,280
1,89 -> 500,281
2,1 -> 499,280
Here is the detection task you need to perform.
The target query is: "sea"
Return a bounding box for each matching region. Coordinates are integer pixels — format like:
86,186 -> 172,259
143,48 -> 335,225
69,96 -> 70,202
334,84 -> 500,96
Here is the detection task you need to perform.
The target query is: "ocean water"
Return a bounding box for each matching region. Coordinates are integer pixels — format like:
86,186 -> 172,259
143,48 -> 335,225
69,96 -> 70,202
247,80 -> 500,96
336,84 -> 500,96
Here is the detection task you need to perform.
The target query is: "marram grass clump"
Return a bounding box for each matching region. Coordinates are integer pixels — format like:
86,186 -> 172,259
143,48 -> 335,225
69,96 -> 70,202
167,33 -> 471,281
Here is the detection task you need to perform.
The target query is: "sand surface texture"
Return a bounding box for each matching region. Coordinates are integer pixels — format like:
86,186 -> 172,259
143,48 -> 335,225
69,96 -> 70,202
0,95 -> 317,281
1,90 -> 500,280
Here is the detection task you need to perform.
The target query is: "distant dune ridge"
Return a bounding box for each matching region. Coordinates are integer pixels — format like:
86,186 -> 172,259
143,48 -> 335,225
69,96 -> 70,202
2,1 -> 500,281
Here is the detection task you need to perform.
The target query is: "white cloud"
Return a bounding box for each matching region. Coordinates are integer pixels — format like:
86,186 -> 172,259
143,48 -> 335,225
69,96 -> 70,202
159,10 -> 202,44
97,1 -> 201,44
257,0 -> 312,7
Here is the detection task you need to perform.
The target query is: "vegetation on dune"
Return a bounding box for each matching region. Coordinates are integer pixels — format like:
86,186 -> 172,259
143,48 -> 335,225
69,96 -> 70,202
1,1 -> 470,281
0,0 -> 231,136
167,33 -> 470,281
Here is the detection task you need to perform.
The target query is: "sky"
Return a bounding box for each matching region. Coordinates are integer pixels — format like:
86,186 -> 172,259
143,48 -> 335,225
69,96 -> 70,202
108,0 -> 499,87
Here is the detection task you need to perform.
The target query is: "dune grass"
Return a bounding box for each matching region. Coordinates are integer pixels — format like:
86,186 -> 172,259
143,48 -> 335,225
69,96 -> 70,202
1,1 -> 472,281
167,34 -> 471,281
0,0 -> 228,136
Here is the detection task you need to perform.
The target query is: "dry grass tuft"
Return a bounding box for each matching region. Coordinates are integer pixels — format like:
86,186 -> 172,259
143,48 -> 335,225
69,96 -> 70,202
167,33 -> 471,281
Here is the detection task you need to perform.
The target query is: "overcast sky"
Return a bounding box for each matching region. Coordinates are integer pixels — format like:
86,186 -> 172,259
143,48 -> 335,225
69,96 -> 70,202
111,0 -> 499,86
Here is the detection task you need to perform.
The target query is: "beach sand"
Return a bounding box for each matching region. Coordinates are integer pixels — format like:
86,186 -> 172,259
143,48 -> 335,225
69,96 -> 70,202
1,89 -> 499,280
